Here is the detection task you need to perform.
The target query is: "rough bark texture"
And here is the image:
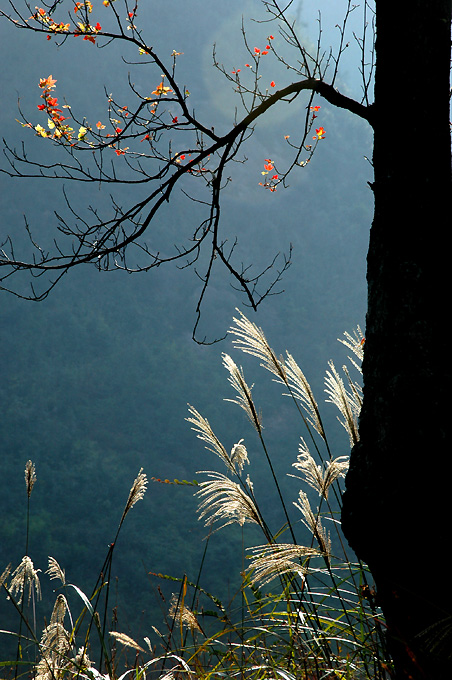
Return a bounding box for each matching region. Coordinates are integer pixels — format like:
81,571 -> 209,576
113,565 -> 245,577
341,2 -> 452,678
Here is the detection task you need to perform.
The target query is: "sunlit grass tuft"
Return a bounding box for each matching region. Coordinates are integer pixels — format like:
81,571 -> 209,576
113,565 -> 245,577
1,314 -> 392,679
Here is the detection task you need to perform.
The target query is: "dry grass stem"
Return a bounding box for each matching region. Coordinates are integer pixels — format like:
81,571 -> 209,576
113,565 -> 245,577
35,653 -> 63,680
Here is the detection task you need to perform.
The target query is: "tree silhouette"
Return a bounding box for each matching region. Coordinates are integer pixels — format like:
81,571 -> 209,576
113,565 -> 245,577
1,1 -> 451,677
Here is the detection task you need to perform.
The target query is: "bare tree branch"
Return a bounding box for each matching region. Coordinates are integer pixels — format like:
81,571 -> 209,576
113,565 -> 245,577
0,0 -> 374,340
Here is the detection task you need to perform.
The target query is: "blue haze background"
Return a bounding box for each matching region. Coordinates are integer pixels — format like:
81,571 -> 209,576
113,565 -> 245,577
0,0 -> 372,654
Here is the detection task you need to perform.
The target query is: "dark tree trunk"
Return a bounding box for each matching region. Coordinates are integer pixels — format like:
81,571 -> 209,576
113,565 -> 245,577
341,2 -> 452,678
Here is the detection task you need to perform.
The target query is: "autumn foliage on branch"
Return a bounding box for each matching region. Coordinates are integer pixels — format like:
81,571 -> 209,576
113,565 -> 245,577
0,0 -> 374,340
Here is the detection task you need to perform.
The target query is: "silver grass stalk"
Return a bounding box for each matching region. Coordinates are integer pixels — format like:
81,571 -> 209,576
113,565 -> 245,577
229,309 -> 286,381
35,654 -> 60,680
168,593 -> 202,633
283,353 -> 325,439
324,360 -> 360,447
46,557 -> 66,586
186,405 -> 235,474
25,460 -> 37,499
9,556 -> 41,604
247,543 -> 321,587
294,491 -> 331,563
35,595 -> 71,680
292,440 -> 349,500
195,471 -> 264,530
49,593 -> 68,627
342,364 -> 363,413
35,634 -> 71,680
338,325 -> 365,370
121,468 -> 148,522
229,311 -> 325,439
222,353 -> 263,434
110,631 -> 145,652
40,618 -> 70,657
0,564 -> 10,589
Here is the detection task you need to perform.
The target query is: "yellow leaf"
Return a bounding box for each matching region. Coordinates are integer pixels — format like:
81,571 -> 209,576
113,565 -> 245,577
35,124 -> 48,137
78,126 -> 88,140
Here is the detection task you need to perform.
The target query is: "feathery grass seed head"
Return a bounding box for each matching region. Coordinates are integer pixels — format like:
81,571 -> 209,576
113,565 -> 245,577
35,595 -> 71,680
0,564 -> 10,589
50,593 -> 68,626
229,309 -> 286,381
294,491 -> 331,562
292,440 -> 349,499
283,353 -> 325,439
110,631 -> 145,652
123,467 -> 148,518
73,647 -> 92,671
10,555 -> 41,604
338,325 -> 365,369
229,311 -> 328,442
222,353 -> 262,433
187,405 -> 235,473
230,439 -> 249,474
195,471 -> 263,530
247,543 -> 321,587
168,593 -> 202,633
25,460 -> 37,498
324,360 -> 360,446
40,620 -> 70,657
46,557 -> 66,585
